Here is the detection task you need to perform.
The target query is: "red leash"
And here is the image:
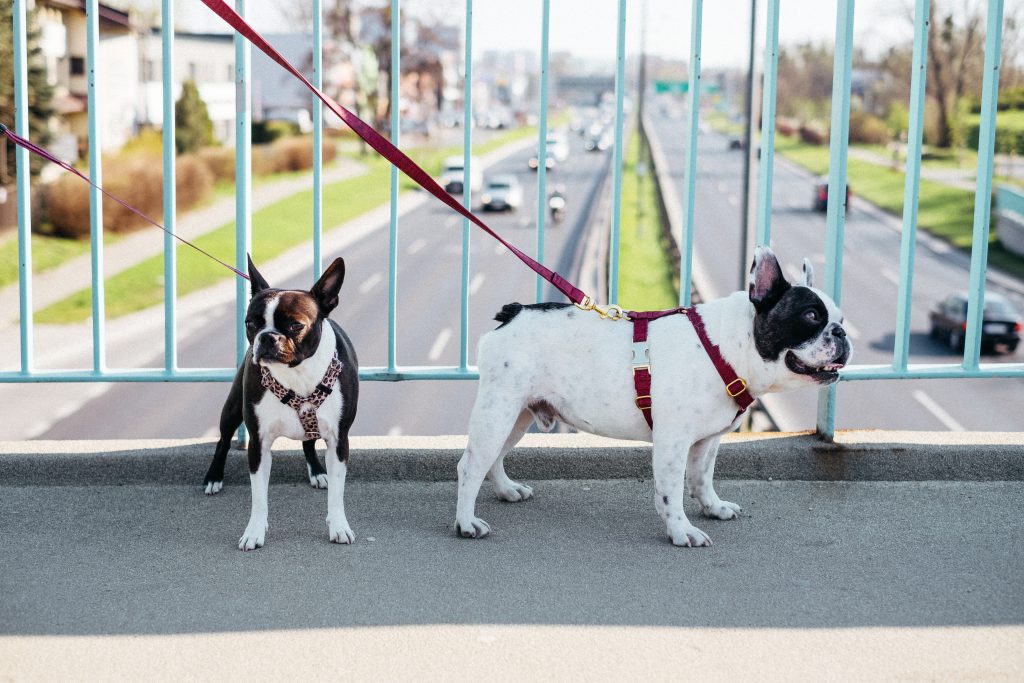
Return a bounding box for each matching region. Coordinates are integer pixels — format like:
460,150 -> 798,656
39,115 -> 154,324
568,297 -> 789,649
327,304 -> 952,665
0,123 -> 248,281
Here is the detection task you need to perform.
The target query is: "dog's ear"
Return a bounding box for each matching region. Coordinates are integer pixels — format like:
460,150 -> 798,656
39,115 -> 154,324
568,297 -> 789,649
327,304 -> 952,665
247,254 -> 270,298
801,258 -> 814,288
749,246 -> 791,313
311,257 -> 345,314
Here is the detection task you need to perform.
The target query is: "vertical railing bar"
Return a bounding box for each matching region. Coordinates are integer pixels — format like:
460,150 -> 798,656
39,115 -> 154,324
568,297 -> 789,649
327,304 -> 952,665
162,0 -> 177,373
312,0 -> 324,280
679,0 -> 702,306
12,0 -> 33,374
963,0 -> 1004,372
387,0 -> 401,373
608,0 -> 628,305
815,0 -> 855,439
234,0 -> 252,367
893,0 -> 931,372
86,0 -> 106,372
534,0 -> 551,303
459,0 -> 473,371
754,0 -> 781,247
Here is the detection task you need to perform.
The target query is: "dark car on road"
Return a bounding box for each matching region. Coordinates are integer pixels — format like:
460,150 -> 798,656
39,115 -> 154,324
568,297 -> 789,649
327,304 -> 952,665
929,292 -> 1021,354
812,177 -> 852,212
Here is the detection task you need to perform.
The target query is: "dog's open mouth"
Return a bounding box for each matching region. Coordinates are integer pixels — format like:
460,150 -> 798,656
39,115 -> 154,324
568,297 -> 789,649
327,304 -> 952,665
785,351 -> 845,382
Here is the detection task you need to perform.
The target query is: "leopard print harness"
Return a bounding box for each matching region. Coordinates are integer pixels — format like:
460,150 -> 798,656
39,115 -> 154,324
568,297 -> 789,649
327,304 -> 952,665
259,351 -> 344,440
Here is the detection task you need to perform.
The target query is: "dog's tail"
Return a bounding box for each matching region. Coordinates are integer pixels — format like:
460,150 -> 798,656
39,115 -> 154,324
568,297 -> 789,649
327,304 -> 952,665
494,303 -> 524,328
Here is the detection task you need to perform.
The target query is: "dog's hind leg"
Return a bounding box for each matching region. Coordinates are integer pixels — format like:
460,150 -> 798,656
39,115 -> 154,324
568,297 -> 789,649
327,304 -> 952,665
302,440 -> 328,489
324,435 -> 354,544
487,410 -> 535,502
204,364 -> 244,495
455,396 -> 525,538
686,436 -> 741,520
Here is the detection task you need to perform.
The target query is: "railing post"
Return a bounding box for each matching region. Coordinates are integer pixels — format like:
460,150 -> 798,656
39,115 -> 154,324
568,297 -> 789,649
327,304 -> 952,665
534,0 -> 551,304
233,0 -> 252,443
162,0 -> 177,373
963,0 -> 1005,371
460,0 -> 474,370
12,0 -> 33,375
312,0 -> 324,280
754,0 -> 780,248
679,0 -> 702,306
86,0 -> 106,373
387,0 -> 401,373
893,0 -> 931,372
815,0 -> 855,439
608,0 -> 627,305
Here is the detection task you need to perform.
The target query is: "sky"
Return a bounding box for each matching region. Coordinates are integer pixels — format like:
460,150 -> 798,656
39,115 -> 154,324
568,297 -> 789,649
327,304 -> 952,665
172,0 -> 1019,70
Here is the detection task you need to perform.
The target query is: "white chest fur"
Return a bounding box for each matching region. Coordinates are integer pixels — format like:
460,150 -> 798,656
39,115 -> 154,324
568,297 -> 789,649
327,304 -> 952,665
253,326 -> 343,444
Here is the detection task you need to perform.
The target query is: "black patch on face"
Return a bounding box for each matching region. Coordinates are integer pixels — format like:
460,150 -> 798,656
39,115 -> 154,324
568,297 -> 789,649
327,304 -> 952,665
753,286 -> 829,361
494,301 -> 572,328
247,291 -> 324,366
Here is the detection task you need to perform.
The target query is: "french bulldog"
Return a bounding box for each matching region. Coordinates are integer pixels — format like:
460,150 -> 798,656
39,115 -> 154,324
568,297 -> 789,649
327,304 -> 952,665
455,246 -> 851,547
203,256 -> 359,550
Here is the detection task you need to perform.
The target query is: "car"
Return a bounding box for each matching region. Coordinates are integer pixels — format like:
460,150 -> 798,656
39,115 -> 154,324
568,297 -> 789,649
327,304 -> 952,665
440,155 -> 482,195
812,178 -> 852,212
480,174 -> 524,211
546,133 -> 570,162
929,291 -> 1021,354
728,137 -> 745,150
528,153 -> 556,171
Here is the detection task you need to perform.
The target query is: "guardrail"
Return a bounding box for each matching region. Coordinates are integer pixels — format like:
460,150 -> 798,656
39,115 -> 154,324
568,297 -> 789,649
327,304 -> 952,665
4,0 -> 1022,440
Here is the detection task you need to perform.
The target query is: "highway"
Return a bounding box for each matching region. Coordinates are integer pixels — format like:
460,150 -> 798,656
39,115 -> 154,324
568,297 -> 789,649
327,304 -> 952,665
646,105 -> 1024,432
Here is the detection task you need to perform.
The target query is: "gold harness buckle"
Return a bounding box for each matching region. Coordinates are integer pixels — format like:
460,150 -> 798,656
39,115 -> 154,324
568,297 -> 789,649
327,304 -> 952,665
726,378 -> 748,398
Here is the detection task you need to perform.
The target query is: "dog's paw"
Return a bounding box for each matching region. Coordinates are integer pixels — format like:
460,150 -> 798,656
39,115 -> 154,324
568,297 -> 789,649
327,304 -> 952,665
454,517 -> 491,539
702,500 -> 741,520
495,481 -> 534,502
238,522 -> 268,551
309,473 -> 329,489
668,523 -> 712,548
204,480 -> 223,495
327,517 -> 355,544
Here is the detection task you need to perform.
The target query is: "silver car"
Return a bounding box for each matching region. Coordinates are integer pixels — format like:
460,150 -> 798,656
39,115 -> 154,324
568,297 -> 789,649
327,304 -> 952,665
481,175 -> 524,211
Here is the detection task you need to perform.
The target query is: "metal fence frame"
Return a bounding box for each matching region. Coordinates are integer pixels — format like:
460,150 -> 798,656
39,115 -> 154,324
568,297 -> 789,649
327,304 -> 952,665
5,0 -> 1023,438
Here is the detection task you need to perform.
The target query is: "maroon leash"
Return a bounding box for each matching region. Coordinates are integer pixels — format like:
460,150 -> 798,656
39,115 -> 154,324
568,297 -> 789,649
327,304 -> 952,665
630,307 -> 754,428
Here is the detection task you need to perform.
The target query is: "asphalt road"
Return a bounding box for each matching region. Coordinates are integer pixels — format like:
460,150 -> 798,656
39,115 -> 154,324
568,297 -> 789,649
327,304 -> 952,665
647,106 -> 1024,432
30,131 -> 610,439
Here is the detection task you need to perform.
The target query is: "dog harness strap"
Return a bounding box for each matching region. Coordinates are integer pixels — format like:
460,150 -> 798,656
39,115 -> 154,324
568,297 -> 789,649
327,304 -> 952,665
629,307 -> 754,428
259,352 -> 344,440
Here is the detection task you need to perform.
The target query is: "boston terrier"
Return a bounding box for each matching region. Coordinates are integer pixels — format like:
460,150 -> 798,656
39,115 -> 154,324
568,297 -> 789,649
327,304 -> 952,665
203,256 -> 359,550
455,246 -> 851,547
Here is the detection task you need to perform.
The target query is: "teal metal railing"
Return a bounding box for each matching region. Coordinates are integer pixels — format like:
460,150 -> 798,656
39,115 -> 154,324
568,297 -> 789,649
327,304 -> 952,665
4,0 -> 1022,438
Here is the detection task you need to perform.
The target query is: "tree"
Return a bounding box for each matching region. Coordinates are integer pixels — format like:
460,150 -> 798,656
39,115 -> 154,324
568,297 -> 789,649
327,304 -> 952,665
174,80 -> 214,154
926,1 -> 985,148
0,1 -> 55,180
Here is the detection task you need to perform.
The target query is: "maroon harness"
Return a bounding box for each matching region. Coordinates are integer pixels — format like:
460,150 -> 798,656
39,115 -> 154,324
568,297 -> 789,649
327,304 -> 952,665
260,352 -> 344,440
630,307 -> 755,428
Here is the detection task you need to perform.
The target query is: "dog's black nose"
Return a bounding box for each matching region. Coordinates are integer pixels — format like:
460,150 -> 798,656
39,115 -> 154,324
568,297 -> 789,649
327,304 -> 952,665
831,324 -> 846,339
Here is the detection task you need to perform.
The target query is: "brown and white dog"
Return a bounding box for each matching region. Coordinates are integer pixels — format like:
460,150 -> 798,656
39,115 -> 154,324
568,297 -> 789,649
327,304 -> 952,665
204,256 -> 359,550
455,247 -> 851,547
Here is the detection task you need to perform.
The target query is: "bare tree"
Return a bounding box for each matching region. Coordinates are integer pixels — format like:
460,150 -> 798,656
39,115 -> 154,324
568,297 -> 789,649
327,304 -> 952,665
927,0 -> 985,147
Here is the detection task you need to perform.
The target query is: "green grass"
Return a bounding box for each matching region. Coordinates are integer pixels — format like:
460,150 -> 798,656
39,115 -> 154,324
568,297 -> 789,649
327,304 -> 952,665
774,134 -> 1024,280
36,126 -> 541,323
0,232 -> 94,289
616,133 -> 678,311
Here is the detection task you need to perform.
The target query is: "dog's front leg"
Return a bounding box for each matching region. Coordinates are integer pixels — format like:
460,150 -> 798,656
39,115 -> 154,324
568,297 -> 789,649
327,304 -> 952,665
324,435 -> 355,544
686,436 -> 742,520
239,434 -> 272,551
652,434 -> 712,547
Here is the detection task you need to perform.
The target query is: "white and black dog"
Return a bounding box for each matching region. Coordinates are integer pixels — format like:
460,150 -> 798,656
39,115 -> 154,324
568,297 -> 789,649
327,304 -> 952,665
203,256 -> 359,550
455,246 -> 851,547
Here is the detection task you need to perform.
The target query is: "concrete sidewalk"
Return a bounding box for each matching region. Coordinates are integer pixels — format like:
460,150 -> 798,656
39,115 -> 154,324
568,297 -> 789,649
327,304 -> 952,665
0,433 -> 1021,680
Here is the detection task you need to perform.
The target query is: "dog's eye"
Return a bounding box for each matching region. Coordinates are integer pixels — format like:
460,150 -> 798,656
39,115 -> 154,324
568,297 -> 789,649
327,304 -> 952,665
288,322 -> 304,334
245,319 -> 258,329
803,310 -> 820,323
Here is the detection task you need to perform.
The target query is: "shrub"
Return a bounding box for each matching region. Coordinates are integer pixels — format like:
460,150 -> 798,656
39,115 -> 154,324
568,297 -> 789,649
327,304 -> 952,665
175,154 -> 214,210
848,110 -> 891,144
251,137 -> 338,175
196,146 -> 236,183
175,80 -> 215,154
252,119 -> 299,144
798,122 -> 828,145
775,117 -> 799,137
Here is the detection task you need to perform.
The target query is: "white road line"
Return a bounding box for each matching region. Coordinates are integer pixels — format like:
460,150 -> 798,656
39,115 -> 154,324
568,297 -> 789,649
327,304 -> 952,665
881,267 -> 901,286
785,264 -> 802,283
727,195 -> 739,207
358,272 -> 383,294
408,238 -> 427,255
717,181 -> 728,193
843,321 -> 861,340
446,216 -> 460,228
912,390 -> 966,431
494,243 -> 505,255
387,425 -> 403,437
428,327 -> 453,361
469,272 -> 486,295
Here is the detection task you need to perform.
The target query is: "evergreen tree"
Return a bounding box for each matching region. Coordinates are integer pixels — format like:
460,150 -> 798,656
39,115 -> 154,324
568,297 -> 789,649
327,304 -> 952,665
174,80 -> 214,154
0,2 -> 56,180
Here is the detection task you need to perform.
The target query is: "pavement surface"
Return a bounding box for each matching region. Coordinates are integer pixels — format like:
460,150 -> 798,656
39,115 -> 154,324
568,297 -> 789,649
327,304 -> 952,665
0,434 -> 1022,680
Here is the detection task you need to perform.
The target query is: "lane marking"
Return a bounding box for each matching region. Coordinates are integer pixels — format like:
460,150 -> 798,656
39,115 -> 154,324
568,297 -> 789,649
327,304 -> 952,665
469,272 -> 486,296
428,327 -> 453,361
881,267 -> 901,286
912,390 -> 966,431
494,243 -> 505,255
717,181 -> 728,193
408,238 -> 427,255
843,321 -> 861,340
387,425 -> 402,437
785,264 -> 802,283
727,195 -> 739,207
358,272 -> 383,294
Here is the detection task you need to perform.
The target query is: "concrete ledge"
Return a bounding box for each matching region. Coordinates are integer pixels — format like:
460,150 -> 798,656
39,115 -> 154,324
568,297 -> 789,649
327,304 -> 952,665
0,430 -> 1021,486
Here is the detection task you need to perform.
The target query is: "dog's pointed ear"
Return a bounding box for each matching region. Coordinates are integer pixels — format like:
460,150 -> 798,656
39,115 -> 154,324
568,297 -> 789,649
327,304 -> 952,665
749,246 -> 791,313
247,254 -> 270,297
311,258 -> 345,314
801,258 -> 815,288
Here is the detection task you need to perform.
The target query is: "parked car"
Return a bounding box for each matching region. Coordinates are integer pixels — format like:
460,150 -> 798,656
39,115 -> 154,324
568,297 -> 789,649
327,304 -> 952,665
929,291 -> 1021,354
480,174 -> 524,211
812,178 -> 852,212
440,156 -> 482,195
